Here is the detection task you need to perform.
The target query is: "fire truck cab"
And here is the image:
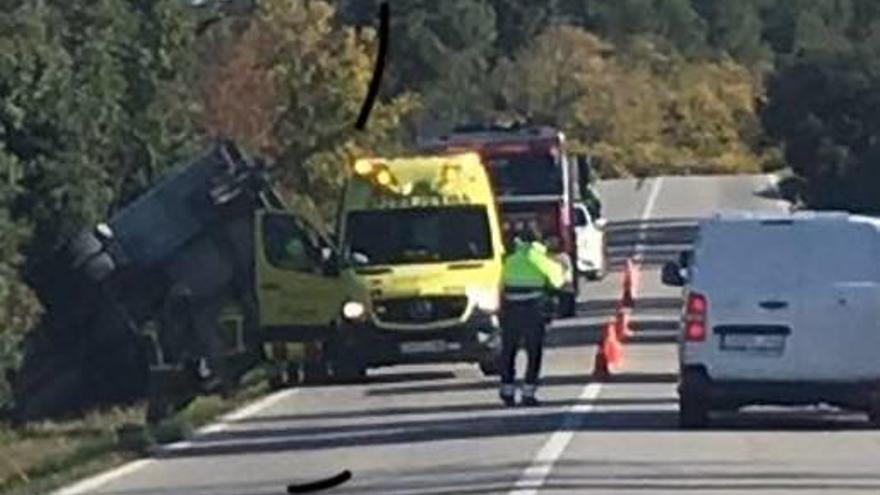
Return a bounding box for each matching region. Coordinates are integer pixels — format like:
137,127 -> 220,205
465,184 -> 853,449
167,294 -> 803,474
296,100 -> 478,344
419,124 -> 583,317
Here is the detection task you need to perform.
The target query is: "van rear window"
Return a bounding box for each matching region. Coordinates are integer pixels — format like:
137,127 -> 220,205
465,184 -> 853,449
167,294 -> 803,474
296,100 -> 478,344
345,206 -> 493,265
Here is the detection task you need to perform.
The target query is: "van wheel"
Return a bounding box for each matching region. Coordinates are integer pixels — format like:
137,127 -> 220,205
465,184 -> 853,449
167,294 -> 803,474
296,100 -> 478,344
679,392 -> 710,429
679,370 -> 711,429
867,398 -> 880,427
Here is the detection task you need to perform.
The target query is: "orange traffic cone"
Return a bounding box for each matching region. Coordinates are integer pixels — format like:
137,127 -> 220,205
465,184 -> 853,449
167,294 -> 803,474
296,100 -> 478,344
621,259 -> 635,309
614,305 -> 635,341
603,322 -> 623,368
592,344 -> 610,380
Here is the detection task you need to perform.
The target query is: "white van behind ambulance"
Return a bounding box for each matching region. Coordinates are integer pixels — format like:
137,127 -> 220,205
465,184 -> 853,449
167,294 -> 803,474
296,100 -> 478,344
662,211 -> 880,428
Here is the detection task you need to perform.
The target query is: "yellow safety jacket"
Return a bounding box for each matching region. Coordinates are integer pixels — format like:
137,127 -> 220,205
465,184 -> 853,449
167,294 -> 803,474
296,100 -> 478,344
502,240 -> 565,293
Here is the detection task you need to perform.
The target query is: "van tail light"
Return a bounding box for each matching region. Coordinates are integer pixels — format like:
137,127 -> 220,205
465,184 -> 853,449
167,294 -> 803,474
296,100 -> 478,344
684,292 -> 708,342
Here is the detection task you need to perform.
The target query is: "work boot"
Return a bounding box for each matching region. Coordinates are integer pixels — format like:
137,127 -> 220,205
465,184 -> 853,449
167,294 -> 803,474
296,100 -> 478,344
521,384 -> 540,407
499,383 -> 516,407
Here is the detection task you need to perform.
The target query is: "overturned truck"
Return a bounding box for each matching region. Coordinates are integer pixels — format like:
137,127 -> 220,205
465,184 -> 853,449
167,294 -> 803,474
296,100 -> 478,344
7,141 -> 284,423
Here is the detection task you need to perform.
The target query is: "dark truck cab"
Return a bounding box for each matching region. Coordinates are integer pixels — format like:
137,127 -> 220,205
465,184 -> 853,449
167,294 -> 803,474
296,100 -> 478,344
418,124 -> 582,317
8,141 -> 282,423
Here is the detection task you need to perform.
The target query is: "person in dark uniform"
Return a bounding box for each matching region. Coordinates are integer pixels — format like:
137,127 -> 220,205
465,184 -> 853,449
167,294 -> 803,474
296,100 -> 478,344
499,224 -> 565,407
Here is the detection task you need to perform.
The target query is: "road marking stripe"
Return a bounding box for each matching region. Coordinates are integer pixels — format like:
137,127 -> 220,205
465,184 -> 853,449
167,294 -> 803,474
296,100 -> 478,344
50,459 -> 156,495
635,177 -> 664,263
50,388 -> 299,495
508,382 -> 603,495
162,388 -> 298,451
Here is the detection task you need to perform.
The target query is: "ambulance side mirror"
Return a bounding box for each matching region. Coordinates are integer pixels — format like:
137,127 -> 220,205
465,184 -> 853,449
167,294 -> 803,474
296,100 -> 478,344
350,251 -> 370,266
321,248 -> 341,277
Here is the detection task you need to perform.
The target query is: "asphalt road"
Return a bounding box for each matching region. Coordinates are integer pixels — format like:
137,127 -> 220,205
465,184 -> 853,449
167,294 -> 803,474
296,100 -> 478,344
57,174 -> 880,495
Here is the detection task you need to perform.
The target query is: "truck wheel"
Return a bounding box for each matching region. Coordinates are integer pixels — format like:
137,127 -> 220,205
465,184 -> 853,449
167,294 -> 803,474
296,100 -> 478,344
146,396 -> 172,425
67,229 -> 103,269
146,393 -> 196,425
81,252 -> 116,282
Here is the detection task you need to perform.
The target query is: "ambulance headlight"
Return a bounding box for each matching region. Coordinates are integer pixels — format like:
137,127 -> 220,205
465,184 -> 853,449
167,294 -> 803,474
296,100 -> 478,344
342,301 -> 366,321
467,287 -> 499,312
376,170 -> 393,186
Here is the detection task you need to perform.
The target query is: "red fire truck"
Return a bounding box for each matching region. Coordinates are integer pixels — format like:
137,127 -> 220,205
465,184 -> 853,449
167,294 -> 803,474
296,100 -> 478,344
419,124 -> 581,317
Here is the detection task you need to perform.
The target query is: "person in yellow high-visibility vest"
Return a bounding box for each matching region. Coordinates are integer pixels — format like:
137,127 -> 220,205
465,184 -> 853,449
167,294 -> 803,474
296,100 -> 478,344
499,224 -> 565,407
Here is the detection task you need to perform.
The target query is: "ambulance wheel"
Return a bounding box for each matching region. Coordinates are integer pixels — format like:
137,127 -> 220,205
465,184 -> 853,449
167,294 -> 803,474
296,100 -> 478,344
333,361 -> 367,383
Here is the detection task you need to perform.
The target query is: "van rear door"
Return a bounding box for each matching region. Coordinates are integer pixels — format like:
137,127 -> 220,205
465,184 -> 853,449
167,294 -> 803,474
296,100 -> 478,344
694,219 -> 803,380
795,220 -> 880,381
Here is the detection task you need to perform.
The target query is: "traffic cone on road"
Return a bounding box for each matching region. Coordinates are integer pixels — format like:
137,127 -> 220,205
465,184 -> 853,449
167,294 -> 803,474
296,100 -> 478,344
614,305 -> 635,341
592,344 -> 609,380
621,259 -> 636,309
604,322 -> 623,368
593,322 -> 625,378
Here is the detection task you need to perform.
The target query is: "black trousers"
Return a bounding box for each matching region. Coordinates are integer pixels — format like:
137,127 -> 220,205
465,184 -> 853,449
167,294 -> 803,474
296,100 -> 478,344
500,298 -> 547,386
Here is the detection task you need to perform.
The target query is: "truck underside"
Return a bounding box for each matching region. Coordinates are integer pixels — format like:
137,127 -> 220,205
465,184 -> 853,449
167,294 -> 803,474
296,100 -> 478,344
5,141 -> 280,424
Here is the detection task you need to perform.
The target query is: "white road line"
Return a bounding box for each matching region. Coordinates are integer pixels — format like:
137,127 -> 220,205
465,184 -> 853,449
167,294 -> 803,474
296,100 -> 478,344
50,388 -> 299,495
508,382 -> 603,495
163,388 -> 298,451
50,459 -> 156,495
634,177 -> 664,262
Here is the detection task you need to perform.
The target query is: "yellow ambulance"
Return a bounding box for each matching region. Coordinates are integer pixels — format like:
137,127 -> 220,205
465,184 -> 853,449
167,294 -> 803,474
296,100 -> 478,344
254,152 -> 505,381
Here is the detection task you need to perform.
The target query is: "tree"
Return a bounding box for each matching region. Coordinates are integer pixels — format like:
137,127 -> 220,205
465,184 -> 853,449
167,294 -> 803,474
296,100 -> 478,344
763,47 -> 880,211
0,1 -> 202,400
488,0 -> 563,54
569,0 -> 707,56
693,0 -> 772,66
8,1 -> 202,262
195,0 -> 419,225
494,25 -> 766,176
0,1 -> 69,401
377,1 -> 497,132
494,26 -> 616,129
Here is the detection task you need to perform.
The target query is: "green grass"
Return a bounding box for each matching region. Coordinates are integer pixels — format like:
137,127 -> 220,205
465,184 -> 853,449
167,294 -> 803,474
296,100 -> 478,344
0,368 -> 272,495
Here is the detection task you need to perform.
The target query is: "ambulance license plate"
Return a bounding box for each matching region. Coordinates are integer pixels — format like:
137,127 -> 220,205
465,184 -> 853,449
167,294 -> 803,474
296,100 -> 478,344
400,340 -> 446,354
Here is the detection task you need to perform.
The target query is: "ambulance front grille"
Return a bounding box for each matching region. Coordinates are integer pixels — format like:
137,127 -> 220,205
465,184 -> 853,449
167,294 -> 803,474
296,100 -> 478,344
374,296 -> 468,324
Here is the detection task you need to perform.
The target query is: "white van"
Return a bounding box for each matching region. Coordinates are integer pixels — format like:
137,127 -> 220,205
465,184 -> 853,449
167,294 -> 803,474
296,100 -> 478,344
573,202 -> 607,281
662,211 -> 880,428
